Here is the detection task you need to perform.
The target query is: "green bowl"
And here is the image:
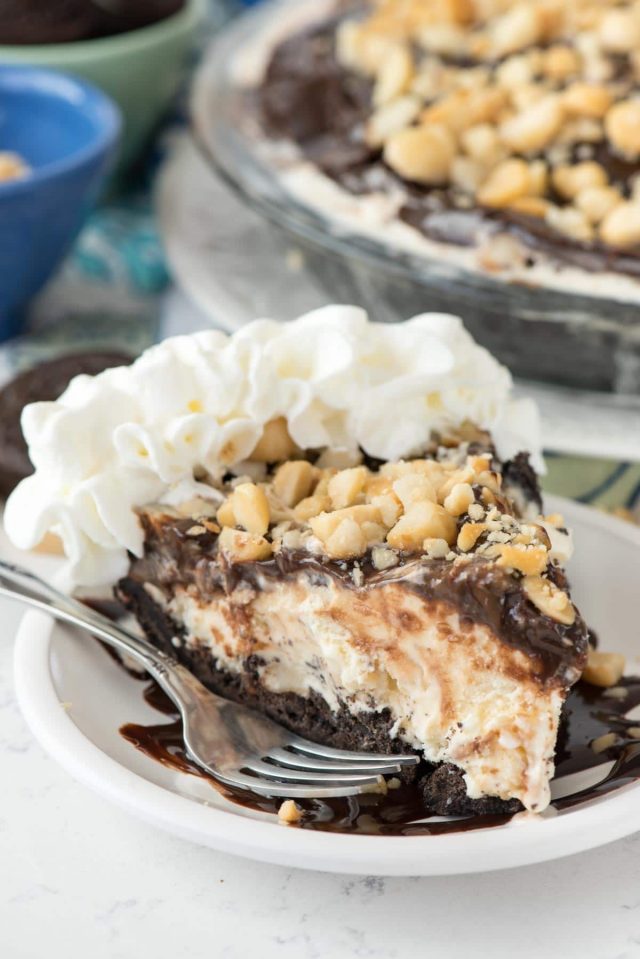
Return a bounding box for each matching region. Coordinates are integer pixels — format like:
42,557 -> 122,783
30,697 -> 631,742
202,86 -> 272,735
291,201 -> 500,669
0,0 -> 205,177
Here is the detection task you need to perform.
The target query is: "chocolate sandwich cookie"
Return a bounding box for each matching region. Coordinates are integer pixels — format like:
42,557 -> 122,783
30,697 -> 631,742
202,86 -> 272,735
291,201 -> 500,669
0,351 -> 131,498
0,0 -> 185,45
90,0 -> 186,37
0,0 -> 96,45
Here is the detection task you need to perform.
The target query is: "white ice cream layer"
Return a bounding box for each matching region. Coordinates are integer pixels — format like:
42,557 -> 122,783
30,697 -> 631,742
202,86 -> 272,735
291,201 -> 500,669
5,306 -> 541,587
164,571 -> 561,812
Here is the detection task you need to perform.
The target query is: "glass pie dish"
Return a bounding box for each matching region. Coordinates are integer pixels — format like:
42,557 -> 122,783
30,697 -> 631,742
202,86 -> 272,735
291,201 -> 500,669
191,0 -> 640,395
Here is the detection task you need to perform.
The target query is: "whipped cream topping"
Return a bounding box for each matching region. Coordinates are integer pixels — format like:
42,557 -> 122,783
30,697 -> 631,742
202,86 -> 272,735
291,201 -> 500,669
5,306 -> 542,586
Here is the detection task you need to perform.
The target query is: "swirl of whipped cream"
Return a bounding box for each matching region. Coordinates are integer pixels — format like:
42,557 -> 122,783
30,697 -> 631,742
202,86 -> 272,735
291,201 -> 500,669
5,306 -> 541,586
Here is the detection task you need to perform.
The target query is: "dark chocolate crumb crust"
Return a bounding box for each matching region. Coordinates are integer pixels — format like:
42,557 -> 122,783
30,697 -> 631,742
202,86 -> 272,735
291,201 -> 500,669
118,575 -> 522,817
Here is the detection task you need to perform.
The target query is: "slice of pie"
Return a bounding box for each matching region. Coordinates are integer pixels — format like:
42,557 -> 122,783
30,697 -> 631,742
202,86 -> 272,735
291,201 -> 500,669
117,435 -> 587,814
5,307 -> 589,814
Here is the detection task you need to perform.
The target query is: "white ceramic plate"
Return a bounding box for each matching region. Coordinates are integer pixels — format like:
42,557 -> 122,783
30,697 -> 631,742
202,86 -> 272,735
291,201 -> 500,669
12,496 -> 640,876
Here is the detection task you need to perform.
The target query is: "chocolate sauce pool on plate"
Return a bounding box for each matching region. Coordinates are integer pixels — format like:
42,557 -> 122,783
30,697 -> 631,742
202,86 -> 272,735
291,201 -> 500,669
120,676 -> 640,834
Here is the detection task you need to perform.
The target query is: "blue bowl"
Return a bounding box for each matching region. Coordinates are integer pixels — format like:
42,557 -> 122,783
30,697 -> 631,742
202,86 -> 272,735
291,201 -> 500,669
0,65 -> 121,338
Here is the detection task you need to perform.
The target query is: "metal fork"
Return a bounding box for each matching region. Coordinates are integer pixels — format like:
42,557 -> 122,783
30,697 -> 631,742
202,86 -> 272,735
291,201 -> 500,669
0,560 -> 418,799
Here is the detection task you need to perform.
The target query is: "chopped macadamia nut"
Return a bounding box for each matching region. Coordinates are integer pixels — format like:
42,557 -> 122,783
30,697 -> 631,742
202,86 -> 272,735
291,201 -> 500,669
509,196 -> 550,218
309,505 -> 382,542
575,185 -> 621,224
551,162 -> 608,200
563,83 -> 612,118
543,45 -> 581,81
325,517 -> 367,559
373,44 -> 414,107
371,546 -> 399,570
328,466 -> 368,509
500,96 -> 564,154
34,531 -> 65,555
591,732 -> 618,755
0,152 -> 29,182
294,494 -> 332,522
605,100 -> 640,159
545,205 -> 594,243
370,492 -> 403,528
437,466 -> 475,502
491,4 -> 542,57
218,528 -> 273,562
477,159 -> 533,208
423,537 -> 450,558
315,448 -> 363,470
497,543 -> 548,575
457,522 -> 486,552
384,123 -> 456,184
273,460 -> 316,508
583,649 -> 626,688
468,503 -> 485,521
443,482 -> 475,516
366,95 -> 422,147
392,473 -> 438,509
600,201 -> 640,248
216,499 -> 236,528
523,575 -> 575,625
176,497 -> 221,519
387,501 -> 456,551
599,9 -> 640,53
251,418 -> 297,462
229,483 -> 270,536
186,525 -> 207,537
462,123 -> 504,164
278,799 -> 303,824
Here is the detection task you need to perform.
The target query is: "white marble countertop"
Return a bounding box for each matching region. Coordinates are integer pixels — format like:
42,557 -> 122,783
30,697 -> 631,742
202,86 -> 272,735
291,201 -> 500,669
3,594 -> 640,959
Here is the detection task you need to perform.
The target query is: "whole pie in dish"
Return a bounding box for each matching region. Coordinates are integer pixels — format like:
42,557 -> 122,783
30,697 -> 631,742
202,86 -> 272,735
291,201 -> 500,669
247,0 -> 640,301
5,307 -> 589,815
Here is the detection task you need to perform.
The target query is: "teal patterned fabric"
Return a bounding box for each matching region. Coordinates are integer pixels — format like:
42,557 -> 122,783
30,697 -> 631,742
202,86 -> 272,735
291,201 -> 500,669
72,203 -> 170,295
543,454 -> 640,518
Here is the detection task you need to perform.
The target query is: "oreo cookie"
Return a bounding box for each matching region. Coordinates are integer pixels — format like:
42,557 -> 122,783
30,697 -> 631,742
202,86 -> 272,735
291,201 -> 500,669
0,351 -> 131,498
0,1 -> 96,45
90,0 -> 186,37
0,0 -> 185,45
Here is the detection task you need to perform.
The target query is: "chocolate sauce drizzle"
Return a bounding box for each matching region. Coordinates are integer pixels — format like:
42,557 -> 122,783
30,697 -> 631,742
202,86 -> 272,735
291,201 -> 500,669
121,676 -> 640,835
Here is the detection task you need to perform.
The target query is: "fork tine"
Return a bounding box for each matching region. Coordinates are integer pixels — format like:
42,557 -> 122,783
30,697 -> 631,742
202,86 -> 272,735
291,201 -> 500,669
266,746 -> 406,775
289,737 -> 420,766
243,758 -> 384,786
219,770 -> 384,799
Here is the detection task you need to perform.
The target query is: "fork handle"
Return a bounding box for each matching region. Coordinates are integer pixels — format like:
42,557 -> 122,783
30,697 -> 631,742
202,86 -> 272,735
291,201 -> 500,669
0,561 -> 187,706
